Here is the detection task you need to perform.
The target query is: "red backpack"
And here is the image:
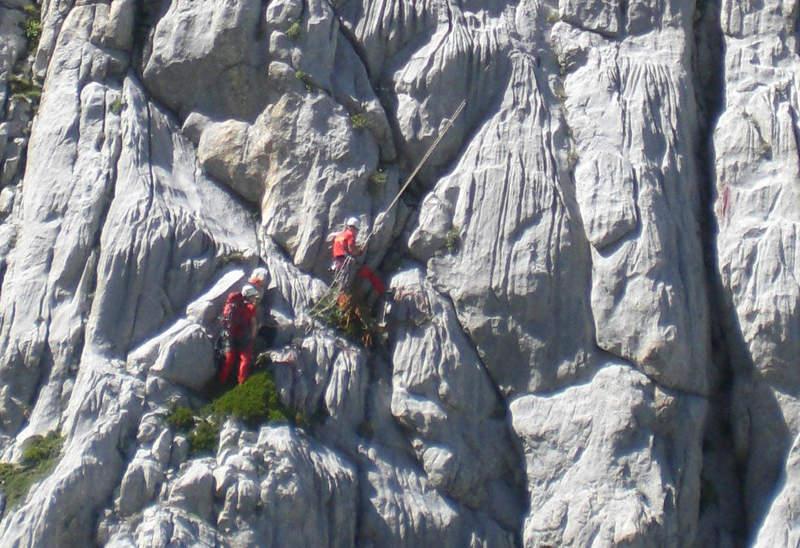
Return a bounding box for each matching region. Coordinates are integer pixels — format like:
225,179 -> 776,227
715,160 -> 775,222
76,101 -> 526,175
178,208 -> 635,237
222,292 -> 249,338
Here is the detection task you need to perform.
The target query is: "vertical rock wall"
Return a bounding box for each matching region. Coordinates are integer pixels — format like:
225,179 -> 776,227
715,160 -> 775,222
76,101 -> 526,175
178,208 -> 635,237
0,0 -> 795,546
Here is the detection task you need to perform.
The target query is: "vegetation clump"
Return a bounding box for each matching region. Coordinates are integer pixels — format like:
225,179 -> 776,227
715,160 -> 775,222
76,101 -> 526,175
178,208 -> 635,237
110,97 -> 125,115
164,372 -> 302,456
188,419 -> 220,455
295,70 -> 313,91
218,249 -> 250,266
350,113 -> 369,129
206,371 -> 288,426
21,5 -> 42,49
286,21 -> 302,41
8,75 -> 41,102
444,226 -> 460,253
166,405 -> 195,432
0,431 -> 63,516
314,292 -> 380,347
369,170 -> 387,185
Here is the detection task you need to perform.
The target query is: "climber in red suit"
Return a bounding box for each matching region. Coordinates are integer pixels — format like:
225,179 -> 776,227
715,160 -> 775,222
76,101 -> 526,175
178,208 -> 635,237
331,217 -> 385,295
219,284 -> 259,385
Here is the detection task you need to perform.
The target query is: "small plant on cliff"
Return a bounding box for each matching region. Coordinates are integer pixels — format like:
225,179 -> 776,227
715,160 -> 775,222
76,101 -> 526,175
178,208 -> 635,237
166,406 -> 195,432
21,5 -> 42,49
218,249 -> 250,266
286,21 -> 302,41
444,226 -> 460,253
368,169 -> 388,195
0,431 -> 63,516
8,75 -> 41,102
295,70 -> 313,91
110,97 -> 125,115
369,170 -> 387,185
188,419 -> 220,455
350,113 -> 369,129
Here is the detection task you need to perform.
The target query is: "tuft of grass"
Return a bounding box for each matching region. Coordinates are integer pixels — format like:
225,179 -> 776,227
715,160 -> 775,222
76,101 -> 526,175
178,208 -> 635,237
110,97 -> 125,115
295,70 -> 313,91
0,431 -> 63,516
188,419 -> 220,456
21,432 -> 62,466
286,21 -> 302,41
218,250 -> 249,266
8,75 -> 41,102
444,226 -> 460,253
369,170 -> 387,185
166,406 -> 195,432
21,5 -> 42,49
350,113 -> 369,129
206,371 -> 288,427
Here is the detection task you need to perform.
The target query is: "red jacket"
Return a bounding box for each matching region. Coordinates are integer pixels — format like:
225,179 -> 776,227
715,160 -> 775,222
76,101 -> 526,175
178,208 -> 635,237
332,228 -> 358,258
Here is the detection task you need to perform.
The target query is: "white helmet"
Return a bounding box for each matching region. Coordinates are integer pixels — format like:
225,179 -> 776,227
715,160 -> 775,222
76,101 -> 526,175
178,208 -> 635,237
241,284 -> 259,301
249,267 -> 269,287
346,217 -> 360,230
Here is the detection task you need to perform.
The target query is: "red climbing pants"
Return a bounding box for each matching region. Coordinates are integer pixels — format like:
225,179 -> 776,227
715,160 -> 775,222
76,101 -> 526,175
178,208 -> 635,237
356,265 -> 385,295
219,346 -> 253,385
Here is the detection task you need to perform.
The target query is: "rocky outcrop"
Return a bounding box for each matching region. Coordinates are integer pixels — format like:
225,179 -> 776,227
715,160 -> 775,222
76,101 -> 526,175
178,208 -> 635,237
0,0 -> 797,546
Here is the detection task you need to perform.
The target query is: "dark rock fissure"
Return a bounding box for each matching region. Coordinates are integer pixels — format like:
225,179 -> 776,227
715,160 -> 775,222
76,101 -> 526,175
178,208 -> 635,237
691,0 -> 748,545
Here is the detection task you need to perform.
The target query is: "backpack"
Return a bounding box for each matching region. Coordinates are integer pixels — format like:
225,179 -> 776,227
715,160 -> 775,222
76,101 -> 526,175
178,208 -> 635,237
222,292 -> 248,337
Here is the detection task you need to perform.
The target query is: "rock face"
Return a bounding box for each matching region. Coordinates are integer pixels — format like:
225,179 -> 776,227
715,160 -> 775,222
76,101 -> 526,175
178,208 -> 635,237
0,0 -> 797,546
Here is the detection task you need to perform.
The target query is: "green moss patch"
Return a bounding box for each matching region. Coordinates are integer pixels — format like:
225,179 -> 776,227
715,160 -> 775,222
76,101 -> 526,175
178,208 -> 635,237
286,21 -> 302,40
0,431 -> 63,516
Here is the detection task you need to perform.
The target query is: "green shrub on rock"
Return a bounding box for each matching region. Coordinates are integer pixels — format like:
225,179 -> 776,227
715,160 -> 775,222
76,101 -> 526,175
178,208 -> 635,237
0,431 -> 64,516
286,21 -> 302,40
167,406 -> 195,432
207,371 -> 288,426
189,420 -> 220,456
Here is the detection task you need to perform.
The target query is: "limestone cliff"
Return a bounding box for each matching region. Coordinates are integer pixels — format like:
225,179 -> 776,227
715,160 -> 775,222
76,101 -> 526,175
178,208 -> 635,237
0,0 -> 797,546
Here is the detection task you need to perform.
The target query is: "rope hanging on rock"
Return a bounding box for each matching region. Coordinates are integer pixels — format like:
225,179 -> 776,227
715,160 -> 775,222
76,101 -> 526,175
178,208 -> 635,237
363,99 -> 468,247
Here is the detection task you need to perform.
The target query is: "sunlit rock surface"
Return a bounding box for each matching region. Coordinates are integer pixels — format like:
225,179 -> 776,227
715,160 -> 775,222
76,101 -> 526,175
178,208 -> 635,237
0,0 -> 795,545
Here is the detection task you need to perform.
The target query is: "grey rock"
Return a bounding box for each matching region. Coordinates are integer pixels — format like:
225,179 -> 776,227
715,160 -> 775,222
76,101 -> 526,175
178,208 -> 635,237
511,364 -> 706,546
387,267 -> 521,525
714,0 -> 800,534
118,452 -> 165,517
91,0 -> 135,52
146,321 -> 217,391
168,460 -> 215,521
151,428 -> 173,467
357,443 -> 515,548
2,0 -> 798,544
143,0 -> 269,120
169,435 -> 190,469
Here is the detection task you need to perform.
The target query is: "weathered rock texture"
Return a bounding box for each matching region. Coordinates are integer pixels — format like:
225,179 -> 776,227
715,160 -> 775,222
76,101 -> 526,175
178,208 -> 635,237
0,0 -> 796,545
